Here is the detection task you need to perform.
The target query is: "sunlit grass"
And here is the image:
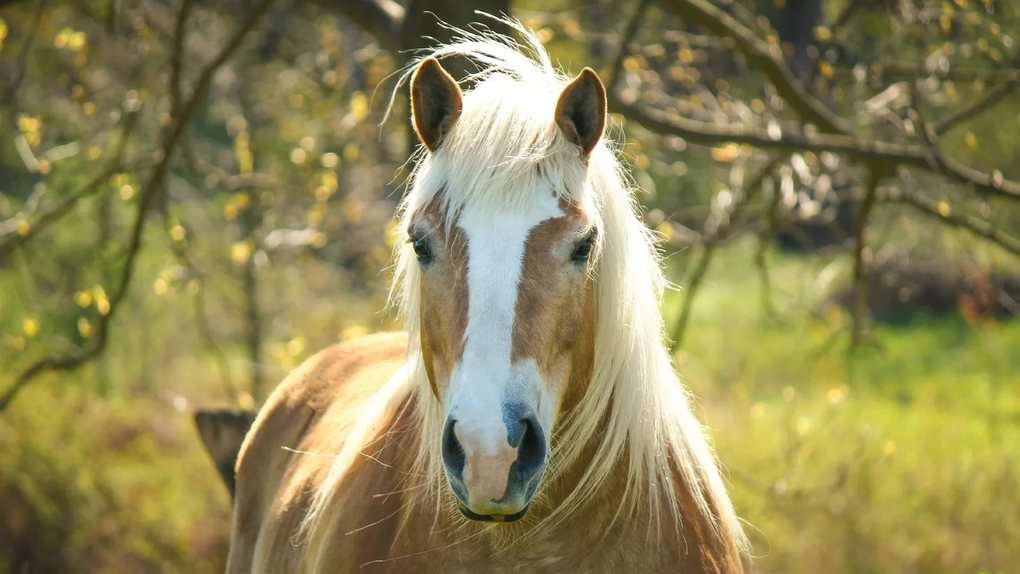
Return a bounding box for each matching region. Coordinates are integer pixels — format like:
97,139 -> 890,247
3,236 -> 1019,572
667,239 -> 1020,573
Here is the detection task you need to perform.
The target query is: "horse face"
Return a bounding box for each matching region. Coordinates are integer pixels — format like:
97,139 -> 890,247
409,58 -> 606,521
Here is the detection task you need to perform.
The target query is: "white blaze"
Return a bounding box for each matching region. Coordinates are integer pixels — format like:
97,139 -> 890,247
446,187 -> 563,454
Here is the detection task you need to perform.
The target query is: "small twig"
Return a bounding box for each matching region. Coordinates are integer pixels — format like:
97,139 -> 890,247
934,79 -> 1020,136
2,0 -> 47,110
159,201 -> 240,404
669,158 -> 783,351
669,243 -> 715,353
829,0 -> 865,38
605,0 -> 651,97
754,187 -> 781,320
883,189 -> 1020,258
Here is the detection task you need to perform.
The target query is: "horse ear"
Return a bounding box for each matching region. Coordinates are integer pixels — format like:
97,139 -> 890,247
554,67 -> 607,156
410,57 -> 463,152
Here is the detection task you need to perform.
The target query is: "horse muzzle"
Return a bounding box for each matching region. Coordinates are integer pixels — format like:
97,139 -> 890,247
441,403 -> 547,521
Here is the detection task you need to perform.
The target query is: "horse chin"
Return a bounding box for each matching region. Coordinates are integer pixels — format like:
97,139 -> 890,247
457,504 -> 530,523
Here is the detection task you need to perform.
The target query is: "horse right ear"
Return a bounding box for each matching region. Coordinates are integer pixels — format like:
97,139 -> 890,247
555,68 -> 607,157
410,58 -> 463,152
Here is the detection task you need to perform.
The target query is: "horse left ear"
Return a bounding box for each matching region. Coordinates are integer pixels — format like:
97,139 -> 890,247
555,67 -> 607,156
410,57 -> 463,152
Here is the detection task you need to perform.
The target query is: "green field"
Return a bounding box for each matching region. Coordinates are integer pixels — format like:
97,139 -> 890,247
3,239 -> 1018,573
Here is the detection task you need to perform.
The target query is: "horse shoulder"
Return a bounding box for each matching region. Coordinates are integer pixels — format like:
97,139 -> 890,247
226,332 -> 409,573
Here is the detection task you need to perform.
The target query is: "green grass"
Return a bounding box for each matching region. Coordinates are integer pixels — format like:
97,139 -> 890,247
2,237 -> 1019,573
668,240 -> 1020,573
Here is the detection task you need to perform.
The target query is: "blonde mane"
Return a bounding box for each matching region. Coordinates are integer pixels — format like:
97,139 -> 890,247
301,17 -> 747,560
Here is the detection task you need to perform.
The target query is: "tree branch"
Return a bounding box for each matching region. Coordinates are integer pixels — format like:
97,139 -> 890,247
934,79 -> 1020,135
883,189 -> 1020,258
313,0 -> 405,50
2,0 -> 46,110
610,95 -> 1020,201
0,112 -> 142,259
0,0 -> 276,413
657,0 -> 850,134
669,157 -> 783,351
850,171 -> 881,348
605,0 -> 652,97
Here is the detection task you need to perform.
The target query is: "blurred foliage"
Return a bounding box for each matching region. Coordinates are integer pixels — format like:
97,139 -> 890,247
1,0 -> 1019,572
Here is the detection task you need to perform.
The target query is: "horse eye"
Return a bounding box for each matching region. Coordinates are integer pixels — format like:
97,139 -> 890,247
570,233 -> 595,264
410,234 -> 433,265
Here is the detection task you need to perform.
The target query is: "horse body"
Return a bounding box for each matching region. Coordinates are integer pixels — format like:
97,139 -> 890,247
227,333 -> 742,573
225,18 -> 747,573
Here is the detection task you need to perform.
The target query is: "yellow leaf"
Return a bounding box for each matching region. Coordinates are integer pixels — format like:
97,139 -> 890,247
656,221 -> 674,242
77,317 -> 93,338
22,317 -> 39,338
826,385 -> 848,405
93,285 -> 110,315
234,129 -> 253,175
320,170 -> 338,193
75,290 -> 93,307
350,91 -> 369,122
964,131 -> 978,149
937,200 -> 951,217
710,143 -> 741,162
169,224 -> 186,242
231,241 -> 253,266
882,440 -> 897,457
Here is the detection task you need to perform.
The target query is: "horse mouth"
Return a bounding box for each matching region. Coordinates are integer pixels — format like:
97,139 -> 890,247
457,504 -> 530,523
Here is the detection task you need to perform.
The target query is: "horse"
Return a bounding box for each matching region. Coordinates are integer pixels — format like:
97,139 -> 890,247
223,20 -> 749,574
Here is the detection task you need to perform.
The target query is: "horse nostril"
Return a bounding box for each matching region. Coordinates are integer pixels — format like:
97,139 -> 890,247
515,415 -> 546,476
441,418 -> 465,479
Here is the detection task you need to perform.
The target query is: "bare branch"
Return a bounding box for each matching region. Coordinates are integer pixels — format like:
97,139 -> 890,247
606,0 -> 652,96
883,189 -> 1020,258
934,79 -> 1020,135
